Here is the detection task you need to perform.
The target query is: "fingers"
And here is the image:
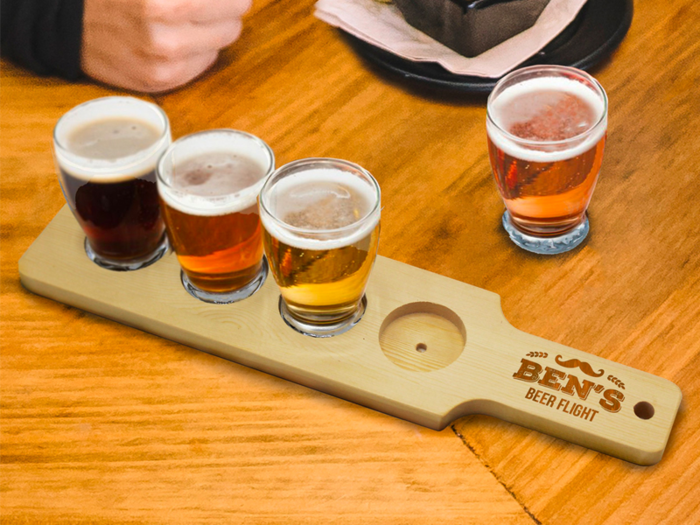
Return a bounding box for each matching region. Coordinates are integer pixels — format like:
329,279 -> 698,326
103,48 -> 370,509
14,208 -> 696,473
143,19 -> 244,60
143,0 -> 253,23
129,51 -> 220,93
83,45 -> 219,93
81,0 -> 247,93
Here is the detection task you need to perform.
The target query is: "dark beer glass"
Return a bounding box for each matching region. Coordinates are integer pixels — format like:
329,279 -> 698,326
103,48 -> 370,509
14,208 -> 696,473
53,97 -> 171,270
487,66 -> 608,254
157,130 -> 274,304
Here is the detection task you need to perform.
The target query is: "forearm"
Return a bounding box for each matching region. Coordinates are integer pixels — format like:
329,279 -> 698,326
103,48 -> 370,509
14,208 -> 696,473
1,0 -> 84,80
2,0 -> 251,92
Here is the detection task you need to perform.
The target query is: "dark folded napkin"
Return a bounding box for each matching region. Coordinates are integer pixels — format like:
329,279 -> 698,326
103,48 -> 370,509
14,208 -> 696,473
394,0 -> 550,57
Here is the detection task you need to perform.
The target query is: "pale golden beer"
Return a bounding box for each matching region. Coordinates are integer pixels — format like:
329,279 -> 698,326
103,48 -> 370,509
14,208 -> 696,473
264,223 -> 380,320
157,130 -> 274,303
260,158 -> 381,337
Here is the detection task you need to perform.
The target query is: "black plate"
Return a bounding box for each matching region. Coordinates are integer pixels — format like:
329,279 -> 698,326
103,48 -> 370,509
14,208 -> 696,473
342,0 -> 633,93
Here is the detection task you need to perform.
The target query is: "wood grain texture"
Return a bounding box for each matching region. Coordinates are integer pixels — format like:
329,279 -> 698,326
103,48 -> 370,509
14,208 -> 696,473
18,207 -> 682,465
448,1 -> 700,524
3,0 -> 700,522
0,13 -> 531,525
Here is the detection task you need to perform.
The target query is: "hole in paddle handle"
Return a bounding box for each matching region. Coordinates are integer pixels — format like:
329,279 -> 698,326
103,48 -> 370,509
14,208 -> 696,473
634,401 -> 655,420
416,343 -> 427,353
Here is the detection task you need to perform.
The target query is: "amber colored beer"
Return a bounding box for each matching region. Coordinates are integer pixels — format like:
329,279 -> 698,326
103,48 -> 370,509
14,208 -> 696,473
158,148 -> 271,299
161,199 -> 263,293
487,72 -> 607,237
260,159 -> 381,335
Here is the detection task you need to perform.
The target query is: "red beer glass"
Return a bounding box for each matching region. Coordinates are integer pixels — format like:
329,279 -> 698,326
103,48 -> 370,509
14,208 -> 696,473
487,66 -> 608,254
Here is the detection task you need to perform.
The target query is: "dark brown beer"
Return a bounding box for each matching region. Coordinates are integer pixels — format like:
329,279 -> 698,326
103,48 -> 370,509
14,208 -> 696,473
59,165 -> 164,261
55,110 -> 170,267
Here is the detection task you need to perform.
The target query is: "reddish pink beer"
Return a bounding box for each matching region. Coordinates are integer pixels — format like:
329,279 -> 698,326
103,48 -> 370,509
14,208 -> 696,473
487,66 -> 608,253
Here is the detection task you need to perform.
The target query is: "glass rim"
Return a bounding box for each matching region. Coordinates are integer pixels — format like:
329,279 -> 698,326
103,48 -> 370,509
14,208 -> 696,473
486,65 -> 608,147
155,128 -> 276,195
259,157 -> 381,236
53,96 -> 171,173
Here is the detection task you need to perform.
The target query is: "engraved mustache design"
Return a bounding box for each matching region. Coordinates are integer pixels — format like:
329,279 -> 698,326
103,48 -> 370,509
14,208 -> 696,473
555,355 -> 604,377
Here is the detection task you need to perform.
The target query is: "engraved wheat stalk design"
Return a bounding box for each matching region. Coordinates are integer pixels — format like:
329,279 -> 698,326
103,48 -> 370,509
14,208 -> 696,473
607,375 -> 625,389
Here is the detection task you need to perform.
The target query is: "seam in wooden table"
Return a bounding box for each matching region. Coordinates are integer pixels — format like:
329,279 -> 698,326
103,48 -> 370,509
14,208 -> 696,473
452,424 -> 542,525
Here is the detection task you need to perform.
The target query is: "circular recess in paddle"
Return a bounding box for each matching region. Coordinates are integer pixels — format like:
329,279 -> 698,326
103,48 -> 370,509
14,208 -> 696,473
379,302 -> 466,372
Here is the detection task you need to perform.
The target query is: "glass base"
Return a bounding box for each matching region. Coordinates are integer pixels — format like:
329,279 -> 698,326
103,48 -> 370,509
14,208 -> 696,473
502,211 -> 589,255
181,257 -> 268,304
85,236 -> 168,271
279,295 -> 367,338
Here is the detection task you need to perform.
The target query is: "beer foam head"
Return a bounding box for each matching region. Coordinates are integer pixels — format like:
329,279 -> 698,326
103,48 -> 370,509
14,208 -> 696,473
260,164 -> 381,251
53,97 -> 171,182
487,75 -> 607,163
157,130 -> 275,217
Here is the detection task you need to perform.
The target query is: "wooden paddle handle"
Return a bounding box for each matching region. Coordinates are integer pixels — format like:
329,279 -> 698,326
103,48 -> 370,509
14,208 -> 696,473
450,325 -> 683,465
18,207 -> 682,466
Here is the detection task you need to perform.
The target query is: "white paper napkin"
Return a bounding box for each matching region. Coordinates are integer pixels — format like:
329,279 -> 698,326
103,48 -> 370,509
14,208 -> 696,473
314,0 -> 588,78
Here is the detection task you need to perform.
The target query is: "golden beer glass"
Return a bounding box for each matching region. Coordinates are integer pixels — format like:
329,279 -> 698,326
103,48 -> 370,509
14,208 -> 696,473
259,158 -> 381,338
157,130 -> 274,303
487,65 -> 608,254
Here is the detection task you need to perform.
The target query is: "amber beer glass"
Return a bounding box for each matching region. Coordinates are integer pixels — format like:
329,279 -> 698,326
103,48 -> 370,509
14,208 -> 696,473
260,159 -> 381,338
487,65 -> 608,254
157,130 -> 274,303
53,97 -> 171,270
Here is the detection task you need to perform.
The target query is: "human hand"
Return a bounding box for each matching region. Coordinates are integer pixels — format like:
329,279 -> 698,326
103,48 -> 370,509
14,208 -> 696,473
81,0 -> 252,93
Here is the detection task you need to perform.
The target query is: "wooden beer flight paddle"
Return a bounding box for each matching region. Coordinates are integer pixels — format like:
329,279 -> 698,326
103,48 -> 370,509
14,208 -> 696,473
19,206 -> 682,465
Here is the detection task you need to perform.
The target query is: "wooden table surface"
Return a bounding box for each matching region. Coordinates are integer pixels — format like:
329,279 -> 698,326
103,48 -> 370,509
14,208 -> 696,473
2,0 -> 700,523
